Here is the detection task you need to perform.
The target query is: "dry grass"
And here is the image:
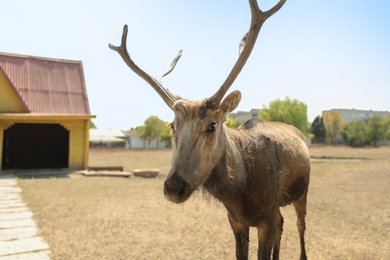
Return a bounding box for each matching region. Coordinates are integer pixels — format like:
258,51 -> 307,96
86,149 -> 173,175
17,146 -> 390,259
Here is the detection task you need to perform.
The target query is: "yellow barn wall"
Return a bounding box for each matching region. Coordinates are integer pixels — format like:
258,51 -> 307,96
0,71 -> 26,112
62,120 -> 90,170
0,117 -> 91,171
0,121 -> 14,170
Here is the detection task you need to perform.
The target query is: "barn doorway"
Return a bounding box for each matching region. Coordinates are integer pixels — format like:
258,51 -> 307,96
2,123 -> 69,169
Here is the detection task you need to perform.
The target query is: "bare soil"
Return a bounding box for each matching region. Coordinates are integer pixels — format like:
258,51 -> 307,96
16,146 -> 390,259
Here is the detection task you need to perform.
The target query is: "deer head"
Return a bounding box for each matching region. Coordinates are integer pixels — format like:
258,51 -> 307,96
109,0 -> 287,203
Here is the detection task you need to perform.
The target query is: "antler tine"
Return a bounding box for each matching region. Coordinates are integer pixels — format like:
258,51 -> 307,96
156,50 -> 183,84
208,0 -> 287,108
109,25 -> 180,110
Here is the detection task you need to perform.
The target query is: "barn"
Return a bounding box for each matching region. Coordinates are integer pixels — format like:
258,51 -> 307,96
0,52 -> 95,170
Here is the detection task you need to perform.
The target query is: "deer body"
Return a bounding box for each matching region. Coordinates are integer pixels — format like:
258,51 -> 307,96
204,118 -> 310,220
110,0 -> 310,258
205,118 -> 310,259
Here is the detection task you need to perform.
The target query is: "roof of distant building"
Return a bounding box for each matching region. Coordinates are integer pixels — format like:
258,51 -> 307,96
89,129 -> 126,142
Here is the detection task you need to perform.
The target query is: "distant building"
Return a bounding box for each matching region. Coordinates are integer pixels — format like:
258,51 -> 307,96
322,108 -> 389,123
89,129 -> 126,149
90,129 -> 170,150
123,130 -> 168,149
229,109 -> 259,121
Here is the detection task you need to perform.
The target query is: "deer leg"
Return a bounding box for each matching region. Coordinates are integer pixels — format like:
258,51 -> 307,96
257,218 -> 276,260
293,193 -> 308,260
228,214 -> 249,260
272,209 -> 284,260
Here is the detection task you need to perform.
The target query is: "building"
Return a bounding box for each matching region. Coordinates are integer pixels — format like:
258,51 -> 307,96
0,52 -> 95,170
124,130 -> 169,149
89,129 -> 169,150
229,109 -> 259,121
89,129 -> 126,149
322,108 -> 389,123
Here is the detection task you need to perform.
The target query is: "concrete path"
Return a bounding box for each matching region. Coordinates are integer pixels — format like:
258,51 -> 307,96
0,175 -> 50,259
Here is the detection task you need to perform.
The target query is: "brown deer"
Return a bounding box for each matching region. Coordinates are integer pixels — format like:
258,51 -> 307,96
109,0 -> 310,259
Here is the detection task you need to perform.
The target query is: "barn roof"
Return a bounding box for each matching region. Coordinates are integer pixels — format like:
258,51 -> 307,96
0,52 -> 91,115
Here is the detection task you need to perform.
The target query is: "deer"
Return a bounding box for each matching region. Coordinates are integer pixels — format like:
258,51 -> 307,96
109,0 -> 310,259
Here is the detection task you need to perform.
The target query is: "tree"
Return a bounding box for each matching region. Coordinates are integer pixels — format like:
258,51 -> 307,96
90,121 -> 97,129
323,111 -> 345,144
366,116 -> 384,147
136,116 -> 170,148
310,115 -> 326,143
258,97 -> 310,137
342,120 -> 368,147
226,117 -> 245,128
382,114 -> 390,141
160,124 -> 173,148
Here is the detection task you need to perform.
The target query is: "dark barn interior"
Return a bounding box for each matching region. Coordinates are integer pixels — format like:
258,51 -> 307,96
2,123 -> 69,169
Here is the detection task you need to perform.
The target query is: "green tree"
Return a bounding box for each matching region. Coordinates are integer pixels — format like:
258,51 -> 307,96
310,115 -> 325,143
258,97 -> 309,136
226,117 -> 245,128
160,125 -> 173,148
136,116 -> 170,148
90,121 -> 97,129
323,111 -> 345,144
342,120 -> 368,147
366,116 -> 384,147
382,114 -> 390,141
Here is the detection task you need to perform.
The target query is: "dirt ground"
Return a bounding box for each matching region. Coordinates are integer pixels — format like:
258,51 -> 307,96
16,146 -> 390,259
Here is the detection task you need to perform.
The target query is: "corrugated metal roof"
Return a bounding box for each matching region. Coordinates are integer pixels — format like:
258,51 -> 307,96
89,129 -> 125,142
0,112 -> 95,118
0,52 -> 91,115
122,129 -> 138,137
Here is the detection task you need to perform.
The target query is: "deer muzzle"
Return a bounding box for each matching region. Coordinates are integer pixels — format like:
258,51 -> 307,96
164,175 -> 190,204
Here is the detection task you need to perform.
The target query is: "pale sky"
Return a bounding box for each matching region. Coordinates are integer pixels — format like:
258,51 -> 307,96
1,0 -> 389,129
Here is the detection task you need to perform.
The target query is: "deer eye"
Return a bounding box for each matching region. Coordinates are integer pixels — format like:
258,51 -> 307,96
207,122 -> 217,133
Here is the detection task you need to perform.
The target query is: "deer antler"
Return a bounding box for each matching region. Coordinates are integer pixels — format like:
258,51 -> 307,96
109,25 -> 182,110
208,0 -> 287,108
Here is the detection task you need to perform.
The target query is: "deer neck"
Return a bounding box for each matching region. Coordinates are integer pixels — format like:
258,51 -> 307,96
202,126 -> 247,203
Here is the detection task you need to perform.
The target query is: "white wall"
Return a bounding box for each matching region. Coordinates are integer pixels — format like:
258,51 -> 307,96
128,135 -> 167,149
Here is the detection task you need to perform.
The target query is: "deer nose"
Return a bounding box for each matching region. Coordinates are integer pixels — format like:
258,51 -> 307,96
164,178 -> 185,196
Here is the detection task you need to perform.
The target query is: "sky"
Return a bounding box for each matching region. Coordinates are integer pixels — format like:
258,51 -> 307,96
1,0 -> 389,130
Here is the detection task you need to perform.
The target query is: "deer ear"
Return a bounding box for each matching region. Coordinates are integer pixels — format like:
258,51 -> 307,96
220,90 -> 241,115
